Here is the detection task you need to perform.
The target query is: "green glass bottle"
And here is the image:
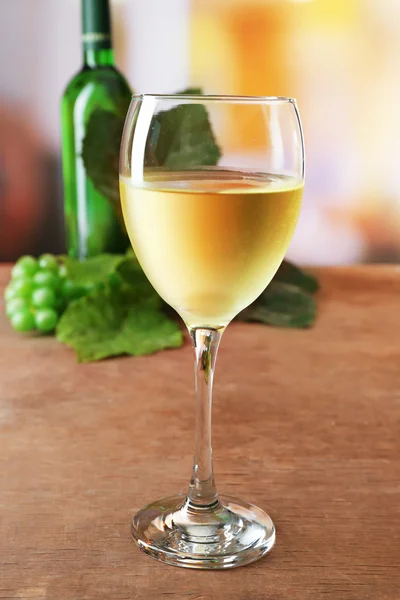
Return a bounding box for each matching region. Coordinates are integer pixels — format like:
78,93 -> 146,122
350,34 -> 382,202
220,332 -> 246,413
61,0 -> 131,258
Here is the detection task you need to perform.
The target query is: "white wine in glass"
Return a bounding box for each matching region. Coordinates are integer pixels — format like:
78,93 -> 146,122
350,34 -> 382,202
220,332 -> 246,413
119,95 -> 305,569
120,171 -> 303,329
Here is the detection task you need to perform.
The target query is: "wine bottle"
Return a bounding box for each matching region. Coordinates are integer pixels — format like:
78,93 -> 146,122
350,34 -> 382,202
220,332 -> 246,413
61,0 -> 131,258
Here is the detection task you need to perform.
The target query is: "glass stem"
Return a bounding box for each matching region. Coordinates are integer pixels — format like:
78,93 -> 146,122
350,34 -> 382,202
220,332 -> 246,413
187,327 -> 224,509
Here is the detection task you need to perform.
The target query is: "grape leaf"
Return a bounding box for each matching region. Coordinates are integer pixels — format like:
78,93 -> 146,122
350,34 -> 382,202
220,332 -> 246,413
60,254 -> 126,288
81,108 -> 125,210
82,88 -> 221,212
56,283 -> 183,362
54,250 -> 319,361
274,260 -> 319,294
147,88 -> 221,169
115,255 -> 159,298
238,281 -> 316,328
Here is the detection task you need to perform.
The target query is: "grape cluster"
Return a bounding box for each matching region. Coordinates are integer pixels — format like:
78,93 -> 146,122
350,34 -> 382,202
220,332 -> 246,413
4,254 -> 82,333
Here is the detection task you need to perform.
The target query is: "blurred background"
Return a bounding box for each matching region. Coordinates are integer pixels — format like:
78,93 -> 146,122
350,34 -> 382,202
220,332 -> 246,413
1,0 -> 400,264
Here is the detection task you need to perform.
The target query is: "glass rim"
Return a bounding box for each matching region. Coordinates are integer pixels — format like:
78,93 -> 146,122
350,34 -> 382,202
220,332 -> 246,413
131,93 -> 297,104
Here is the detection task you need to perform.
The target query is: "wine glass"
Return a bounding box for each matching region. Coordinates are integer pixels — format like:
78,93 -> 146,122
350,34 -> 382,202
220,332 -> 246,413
119,94 -> 305,569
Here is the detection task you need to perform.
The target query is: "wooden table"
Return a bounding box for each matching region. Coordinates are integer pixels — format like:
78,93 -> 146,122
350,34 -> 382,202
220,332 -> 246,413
0,266 -> 399,599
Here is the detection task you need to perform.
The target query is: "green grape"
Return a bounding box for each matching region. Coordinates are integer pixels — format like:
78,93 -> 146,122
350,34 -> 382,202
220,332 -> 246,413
10,309 -> 35,332
6,298 -> 29,318
38,254 -> 59,273
12,279 -> 34,299
58,264 -> 68,278
33,270 -> 60,290
12,256 -> 39,279
83,281 -> 105,294
11,264 -> 27,280
4,284 -> 18,301
32,287 -> 57,309
34,308 -> 58,333
61,278 -> 85,301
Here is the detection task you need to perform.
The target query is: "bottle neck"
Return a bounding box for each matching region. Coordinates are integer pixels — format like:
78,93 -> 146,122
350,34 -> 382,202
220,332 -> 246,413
82,0 -> 113,67
83,47 -> 115,68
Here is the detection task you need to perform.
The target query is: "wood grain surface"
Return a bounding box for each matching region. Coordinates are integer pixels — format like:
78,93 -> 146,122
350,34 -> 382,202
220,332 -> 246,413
0,266 -> 399,599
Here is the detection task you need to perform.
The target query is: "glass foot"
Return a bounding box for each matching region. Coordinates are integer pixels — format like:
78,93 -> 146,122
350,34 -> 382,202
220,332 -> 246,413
131,494 -> 275,569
